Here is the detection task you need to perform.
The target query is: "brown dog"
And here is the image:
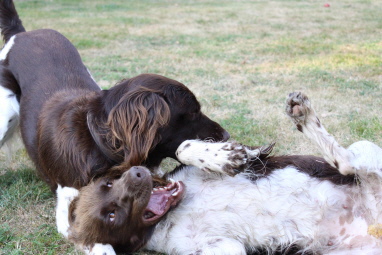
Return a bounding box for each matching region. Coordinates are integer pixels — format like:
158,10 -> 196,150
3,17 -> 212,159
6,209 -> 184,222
0,0 -> 228,252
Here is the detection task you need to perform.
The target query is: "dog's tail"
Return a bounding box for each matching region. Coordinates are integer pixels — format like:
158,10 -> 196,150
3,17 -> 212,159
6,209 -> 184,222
0,0 -> 25,43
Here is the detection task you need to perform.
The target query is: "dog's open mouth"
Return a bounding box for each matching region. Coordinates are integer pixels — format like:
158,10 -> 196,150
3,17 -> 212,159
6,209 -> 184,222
143,179 -> 185,223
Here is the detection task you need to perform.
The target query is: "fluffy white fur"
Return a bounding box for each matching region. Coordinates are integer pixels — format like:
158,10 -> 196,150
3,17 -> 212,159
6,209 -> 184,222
0,35 -> 19,147
145,141 -> 382,254
145,93 -> 382,255
147,165 -> 345,254
0,86 -> 18,144
57,92 -> 382,254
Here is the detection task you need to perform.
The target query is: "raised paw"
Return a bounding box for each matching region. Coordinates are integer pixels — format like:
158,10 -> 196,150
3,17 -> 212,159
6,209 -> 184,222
176,140 -> 248,176
285,92 -> 312,125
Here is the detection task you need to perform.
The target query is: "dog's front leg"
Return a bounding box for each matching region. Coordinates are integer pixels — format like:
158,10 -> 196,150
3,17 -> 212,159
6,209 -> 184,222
176,140 -> 273,176
285,92 -> 355,175
56,185 -> 79,238
83,243 -> 116,255
176,140 -> 249,176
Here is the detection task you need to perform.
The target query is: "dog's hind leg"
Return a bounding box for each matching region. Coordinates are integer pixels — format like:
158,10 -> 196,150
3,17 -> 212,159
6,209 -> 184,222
286,92 -> 382,178
285,92 -> 355,175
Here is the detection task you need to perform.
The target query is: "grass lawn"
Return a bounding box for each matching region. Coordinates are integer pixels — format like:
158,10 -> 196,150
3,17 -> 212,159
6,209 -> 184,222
1,0 -> 381,254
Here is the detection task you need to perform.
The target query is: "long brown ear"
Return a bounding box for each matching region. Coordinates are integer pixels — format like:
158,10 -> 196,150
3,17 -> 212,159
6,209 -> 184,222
67,196 -> 86,245
68,197 -> 79,226
107,87 -> 170,167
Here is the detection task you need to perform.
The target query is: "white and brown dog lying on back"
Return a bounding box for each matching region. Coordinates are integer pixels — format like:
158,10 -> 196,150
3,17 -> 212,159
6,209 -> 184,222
59,92 -> 382,254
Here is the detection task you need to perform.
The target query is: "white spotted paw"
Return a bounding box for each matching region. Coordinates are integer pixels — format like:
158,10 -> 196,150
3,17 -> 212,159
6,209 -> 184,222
216,142 -> 248,176
176,140 -> 248,176
84,243 -> 116,255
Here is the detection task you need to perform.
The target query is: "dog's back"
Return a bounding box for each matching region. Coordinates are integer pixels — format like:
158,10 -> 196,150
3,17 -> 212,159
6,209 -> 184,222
6,29 -> 100,155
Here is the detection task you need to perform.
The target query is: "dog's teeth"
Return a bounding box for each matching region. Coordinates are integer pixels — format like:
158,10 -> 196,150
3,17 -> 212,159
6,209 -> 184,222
172,191 -> 179,196
153,188 -> 158,191
169,178 -> 175,184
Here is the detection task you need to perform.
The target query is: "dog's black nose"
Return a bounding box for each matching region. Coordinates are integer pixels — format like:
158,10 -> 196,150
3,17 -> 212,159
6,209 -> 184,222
222,130 -> 230,141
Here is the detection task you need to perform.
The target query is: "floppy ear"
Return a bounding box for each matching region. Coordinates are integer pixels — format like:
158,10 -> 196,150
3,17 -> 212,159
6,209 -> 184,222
68,197 -> 79,226
107,87 -> 170,167
67,196 -> 87,245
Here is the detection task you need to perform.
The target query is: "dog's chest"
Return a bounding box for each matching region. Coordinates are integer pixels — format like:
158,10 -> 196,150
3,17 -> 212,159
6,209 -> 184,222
148,167 -> 352,253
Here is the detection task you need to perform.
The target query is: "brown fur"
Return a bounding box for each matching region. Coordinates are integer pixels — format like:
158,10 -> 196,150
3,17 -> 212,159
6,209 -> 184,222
0,0 -> 229,190
0,1 -> 228,251
1,29 -> 228,190
106,87 -> 170,167
68,167 -> 158,252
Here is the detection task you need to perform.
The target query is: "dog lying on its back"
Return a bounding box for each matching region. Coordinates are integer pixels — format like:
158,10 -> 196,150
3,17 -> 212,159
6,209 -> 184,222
0,0 -> 229,252
59,92 -> 382,254
158,93 -> 382,255
146,92 -> 382,255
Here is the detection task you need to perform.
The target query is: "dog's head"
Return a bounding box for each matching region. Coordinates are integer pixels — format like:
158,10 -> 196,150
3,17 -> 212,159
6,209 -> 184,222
101,73 -> 229,168
68,166 -> 184,252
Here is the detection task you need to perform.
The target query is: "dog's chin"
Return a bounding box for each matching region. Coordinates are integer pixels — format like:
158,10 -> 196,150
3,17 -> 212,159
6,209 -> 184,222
142,180 -> 185,225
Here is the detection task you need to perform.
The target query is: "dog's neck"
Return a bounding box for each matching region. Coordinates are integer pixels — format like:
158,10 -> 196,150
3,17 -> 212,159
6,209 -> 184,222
86,108 -> 123,164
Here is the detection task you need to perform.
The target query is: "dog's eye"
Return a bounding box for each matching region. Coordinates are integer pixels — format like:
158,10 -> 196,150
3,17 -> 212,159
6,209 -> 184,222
106,181 -> 113,188
109,212 -> 116,222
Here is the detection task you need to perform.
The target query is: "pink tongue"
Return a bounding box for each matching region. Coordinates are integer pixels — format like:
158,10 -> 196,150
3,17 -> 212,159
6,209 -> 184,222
146,192 -> 171,215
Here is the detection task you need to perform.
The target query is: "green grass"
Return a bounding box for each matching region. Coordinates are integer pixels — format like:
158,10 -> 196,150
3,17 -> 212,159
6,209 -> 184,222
1,0 -> 382,254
